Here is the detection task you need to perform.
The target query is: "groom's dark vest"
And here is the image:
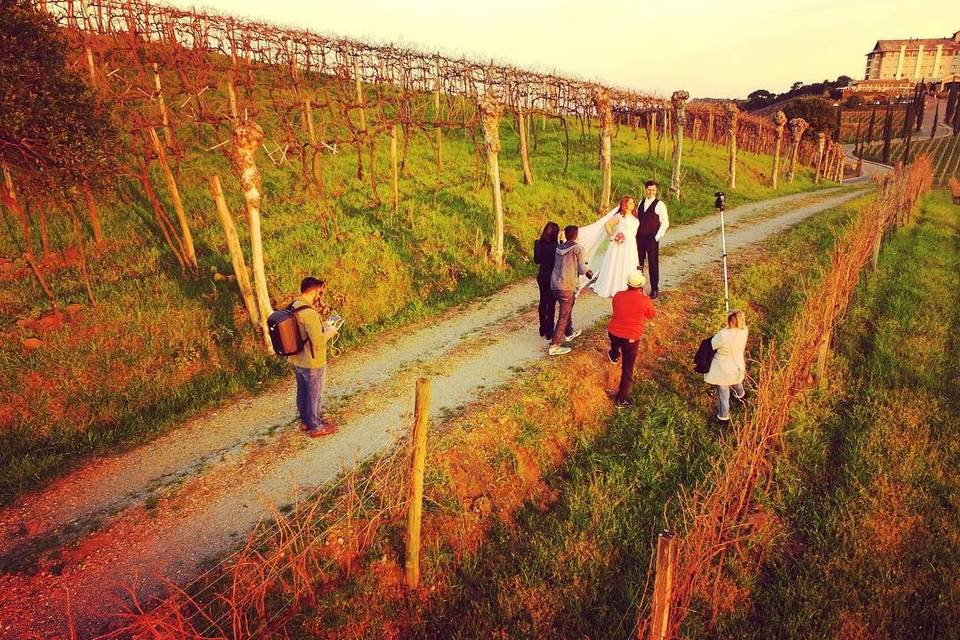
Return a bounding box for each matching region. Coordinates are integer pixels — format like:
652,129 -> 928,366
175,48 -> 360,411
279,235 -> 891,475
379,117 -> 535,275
637,198 -> 661,237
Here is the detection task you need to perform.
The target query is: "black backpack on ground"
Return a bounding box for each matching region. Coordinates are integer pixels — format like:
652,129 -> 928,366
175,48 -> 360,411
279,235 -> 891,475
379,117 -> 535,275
693,337 -> 716,374
267,304 -> 316,357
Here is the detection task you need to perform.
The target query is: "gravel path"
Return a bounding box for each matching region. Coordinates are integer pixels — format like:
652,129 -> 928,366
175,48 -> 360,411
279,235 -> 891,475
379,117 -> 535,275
0,186 -> 865,638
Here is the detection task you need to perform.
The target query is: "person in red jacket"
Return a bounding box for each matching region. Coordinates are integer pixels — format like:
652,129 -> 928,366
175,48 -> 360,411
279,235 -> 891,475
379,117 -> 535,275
607,270 -> 656,409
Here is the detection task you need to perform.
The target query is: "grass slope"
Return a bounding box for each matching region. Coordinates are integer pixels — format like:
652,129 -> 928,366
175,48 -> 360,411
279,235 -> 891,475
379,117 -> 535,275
723,190 -> 960,639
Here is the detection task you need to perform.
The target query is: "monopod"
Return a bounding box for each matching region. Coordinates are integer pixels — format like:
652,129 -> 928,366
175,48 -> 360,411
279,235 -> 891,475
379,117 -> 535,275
714,191 -> 730,312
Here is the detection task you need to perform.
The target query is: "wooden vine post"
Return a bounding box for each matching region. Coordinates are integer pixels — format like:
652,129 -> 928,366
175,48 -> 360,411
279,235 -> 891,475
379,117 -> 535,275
147,127 -> 198,271
209,175 -> 260,330
1,165 -> 30,250
78,0 -> 99,89
80,182 -> 104,245
726,102 -> 739,190
479,98 -> 505,267
226,75 -> 239,120
648,531 -> 676,640
788,117 -> 809,183
405,377 -> 431,589
814,133 -> 826,184
152,63 -> 175,149
391,124 -> 399,211
771,111 -> 787,190
302,96 -> 324,194
353,56 -> 366,134
594,90 -> 613,210
434,61 -> 443,173
230,121 -> 273,349
669,90 -> 689,198
517,104 -> 534,185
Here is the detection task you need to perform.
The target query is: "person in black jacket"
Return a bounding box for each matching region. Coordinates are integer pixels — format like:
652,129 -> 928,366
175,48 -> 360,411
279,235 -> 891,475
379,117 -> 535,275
534,221 -> 566,340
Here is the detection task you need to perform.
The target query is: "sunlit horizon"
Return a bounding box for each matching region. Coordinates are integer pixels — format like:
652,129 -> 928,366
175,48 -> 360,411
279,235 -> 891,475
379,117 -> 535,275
175,0 -> 955,98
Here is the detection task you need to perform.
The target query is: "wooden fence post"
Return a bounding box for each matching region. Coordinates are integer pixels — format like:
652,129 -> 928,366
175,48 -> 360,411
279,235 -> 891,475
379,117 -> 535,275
648,531 -> 676,640
405,377 -> 431,589
815,332 -> 830,390
871,229 -> 882,270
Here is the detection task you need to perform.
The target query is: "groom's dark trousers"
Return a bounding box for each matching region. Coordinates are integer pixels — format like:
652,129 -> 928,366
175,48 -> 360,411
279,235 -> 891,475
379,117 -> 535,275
636,234 -> 659,292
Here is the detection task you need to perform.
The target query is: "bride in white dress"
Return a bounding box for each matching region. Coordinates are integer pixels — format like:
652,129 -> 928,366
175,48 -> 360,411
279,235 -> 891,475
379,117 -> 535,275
584,195 -> 640,298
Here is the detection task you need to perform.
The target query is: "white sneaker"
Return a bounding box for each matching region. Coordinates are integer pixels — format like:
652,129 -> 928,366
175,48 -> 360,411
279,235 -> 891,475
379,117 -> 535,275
548,345 -> 572,356
564,329 -> 583,342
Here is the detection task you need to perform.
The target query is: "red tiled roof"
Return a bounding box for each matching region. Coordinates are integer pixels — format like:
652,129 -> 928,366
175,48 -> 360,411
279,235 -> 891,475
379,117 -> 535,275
871,37 -> 960,54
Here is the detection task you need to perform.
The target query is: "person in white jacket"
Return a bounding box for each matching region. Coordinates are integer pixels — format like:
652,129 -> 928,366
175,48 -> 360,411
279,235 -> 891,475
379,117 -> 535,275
704,309 -> 748,422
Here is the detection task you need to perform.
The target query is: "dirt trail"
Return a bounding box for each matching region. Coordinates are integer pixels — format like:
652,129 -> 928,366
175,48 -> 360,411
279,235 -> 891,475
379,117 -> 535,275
0,187 -> 865,638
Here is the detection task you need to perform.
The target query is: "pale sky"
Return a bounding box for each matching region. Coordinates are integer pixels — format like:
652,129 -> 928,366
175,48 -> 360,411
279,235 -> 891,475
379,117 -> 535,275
178,0 -> 957,98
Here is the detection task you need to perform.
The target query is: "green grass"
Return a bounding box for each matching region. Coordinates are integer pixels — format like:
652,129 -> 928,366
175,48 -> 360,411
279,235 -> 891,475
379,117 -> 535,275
0,57 -> 830,501
718,190 -> 960,640
401,194 -> 871,639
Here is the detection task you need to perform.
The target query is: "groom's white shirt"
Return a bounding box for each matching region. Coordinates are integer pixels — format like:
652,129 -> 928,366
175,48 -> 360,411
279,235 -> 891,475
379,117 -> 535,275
642,197 -> 669,242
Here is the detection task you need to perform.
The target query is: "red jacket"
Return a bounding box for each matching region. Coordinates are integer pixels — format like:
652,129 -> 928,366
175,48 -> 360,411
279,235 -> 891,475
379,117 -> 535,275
607,288 -> 656,340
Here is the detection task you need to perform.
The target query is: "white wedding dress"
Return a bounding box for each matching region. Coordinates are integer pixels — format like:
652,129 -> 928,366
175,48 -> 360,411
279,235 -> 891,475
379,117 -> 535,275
589,214 -> 640,298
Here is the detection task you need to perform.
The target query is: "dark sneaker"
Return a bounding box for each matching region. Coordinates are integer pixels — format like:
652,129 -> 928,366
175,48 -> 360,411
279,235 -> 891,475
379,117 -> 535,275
650,290 -> 659,299
615,399 -> 632,410
608,349 -> 620,364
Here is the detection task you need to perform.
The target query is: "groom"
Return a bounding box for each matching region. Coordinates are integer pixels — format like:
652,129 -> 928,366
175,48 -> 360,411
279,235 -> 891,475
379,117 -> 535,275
635,180 -> 669,299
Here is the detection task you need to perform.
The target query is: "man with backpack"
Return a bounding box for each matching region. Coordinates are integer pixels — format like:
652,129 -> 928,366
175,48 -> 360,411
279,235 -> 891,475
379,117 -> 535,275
285,277 -> 339,436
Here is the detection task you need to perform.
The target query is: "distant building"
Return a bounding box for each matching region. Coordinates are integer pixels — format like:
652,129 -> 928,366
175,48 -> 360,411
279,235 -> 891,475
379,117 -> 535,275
847,30 -> 960,95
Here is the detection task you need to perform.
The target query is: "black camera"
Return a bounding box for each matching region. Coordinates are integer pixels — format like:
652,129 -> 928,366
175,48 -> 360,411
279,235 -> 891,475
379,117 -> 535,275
714,191 -> 726,210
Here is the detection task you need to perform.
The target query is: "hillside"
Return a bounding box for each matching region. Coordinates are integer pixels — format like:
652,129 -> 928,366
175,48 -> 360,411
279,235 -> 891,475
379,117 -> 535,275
0,3 -> 832,501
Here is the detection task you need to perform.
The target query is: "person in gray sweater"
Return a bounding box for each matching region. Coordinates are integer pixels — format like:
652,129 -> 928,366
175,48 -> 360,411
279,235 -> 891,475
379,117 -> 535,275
549,225 -> 593,356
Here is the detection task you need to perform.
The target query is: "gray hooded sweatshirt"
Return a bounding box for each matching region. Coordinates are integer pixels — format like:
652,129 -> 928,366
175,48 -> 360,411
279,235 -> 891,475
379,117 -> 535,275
550,240 -> 588,291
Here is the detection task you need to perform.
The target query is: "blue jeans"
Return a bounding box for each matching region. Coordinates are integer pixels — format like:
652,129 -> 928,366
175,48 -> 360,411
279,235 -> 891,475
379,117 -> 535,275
716,382 -> 744,420
295,366 -> 327,429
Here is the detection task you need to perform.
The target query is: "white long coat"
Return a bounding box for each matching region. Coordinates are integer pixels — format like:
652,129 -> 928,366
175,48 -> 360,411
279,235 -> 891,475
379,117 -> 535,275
704,327 -> 748,386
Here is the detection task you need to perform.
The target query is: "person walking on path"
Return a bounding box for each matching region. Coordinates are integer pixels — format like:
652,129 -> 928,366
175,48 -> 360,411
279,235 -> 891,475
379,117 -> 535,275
635,180 -> 670,299
534,221 -> 567,341
705,309 -> 748,422
290,277 -> 339,436
607,270 -> 657,408
549,225 -> 593,356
